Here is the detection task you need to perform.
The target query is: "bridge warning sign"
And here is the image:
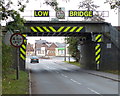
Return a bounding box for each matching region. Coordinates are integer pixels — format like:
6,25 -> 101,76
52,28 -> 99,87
69,10 -> 93,17
34,10 -> 49,17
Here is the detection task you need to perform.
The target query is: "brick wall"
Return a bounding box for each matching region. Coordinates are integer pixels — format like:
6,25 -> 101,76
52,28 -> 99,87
47,43 -> 57,56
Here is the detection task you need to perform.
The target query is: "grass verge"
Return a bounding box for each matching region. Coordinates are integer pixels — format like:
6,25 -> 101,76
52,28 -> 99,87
64,61 -> 80,67
2,68 -> 29,94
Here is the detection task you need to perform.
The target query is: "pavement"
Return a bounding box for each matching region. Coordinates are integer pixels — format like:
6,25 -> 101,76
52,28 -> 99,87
60,60 -> 120,82
80,69 -> 120,82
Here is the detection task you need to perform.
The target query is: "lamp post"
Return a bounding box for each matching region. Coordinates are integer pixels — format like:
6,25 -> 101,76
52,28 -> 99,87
68,45 -> 70,63
77,42 -> 81,64
64,37 -> 67,61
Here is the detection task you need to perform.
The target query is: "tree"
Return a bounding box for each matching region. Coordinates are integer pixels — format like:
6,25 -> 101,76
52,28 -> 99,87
78,0 -> 105,21
44,0 -> 70,11
104,0 -> 120,10
1,0 -> 29,73
65,37 -> 81,62
0,0 -> 28,32
44,0 -> 59,11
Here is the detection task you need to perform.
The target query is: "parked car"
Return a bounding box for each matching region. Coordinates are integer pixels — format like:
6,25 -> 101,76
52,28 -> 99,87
30,56 -> 39,63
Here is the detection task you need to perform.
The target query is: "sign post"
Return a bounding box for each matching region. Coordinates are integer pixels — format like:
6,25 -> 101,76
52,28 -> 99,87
10,33 -> 24,80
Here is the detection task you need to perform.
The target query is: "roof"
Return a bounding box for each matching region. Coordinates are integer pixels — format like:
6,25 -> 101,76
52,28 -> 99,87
46,43 -> 51,47
35,39 -> 66,49
35,40 -> 47,44
55,42 -> 66,48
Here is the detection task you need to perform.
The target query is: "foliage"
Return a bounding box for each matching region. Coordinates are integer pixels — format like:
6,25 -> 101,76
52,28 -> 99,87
0,0 -> 28,20
65,37 -> 81,62
0,0 -> 28,32
44,0 -> 59,11
2,43 -> 13,76
6,12 -> 26,33
78,0 -> 99,11
78,0 -> 105,21
104,0 -> 120,10
90,12 -> 105,21
44,0 -> 68,12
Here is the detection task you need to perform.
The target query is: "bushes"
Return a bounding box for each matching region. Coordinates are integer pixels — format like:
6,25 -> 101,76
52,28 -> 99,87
2,44 -> 14,76
2,44 -> 29,94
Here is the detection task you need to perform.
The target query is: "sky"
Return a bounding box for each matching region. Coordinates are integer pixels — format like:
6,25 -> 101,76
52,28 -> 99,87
26,36 -> 65,44
22,0 -> 118,26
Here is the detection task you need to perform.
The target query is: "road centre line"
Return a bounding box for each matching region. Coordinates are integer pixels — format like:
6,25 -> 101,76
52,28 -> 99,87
60,73 -> 82,85
70,79 -> 81,85
44,65 -> 61,74
61,74 -> 68,78
44,64 -> 83,86
87,88 -> 101,95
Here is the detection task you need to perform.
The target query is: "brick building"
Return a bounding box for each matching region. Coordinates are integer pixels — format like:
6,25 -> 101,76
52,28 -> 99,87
35,39 -> 68,56
26,43 -> 34,55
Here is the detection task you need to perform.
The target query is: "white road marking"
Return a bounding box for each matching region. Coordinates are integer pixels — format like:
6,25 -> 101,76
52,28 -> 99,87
61,74 -> 68,78
87,88 -> 101,95
70,79 -> 81,85
70,79 -> 77,82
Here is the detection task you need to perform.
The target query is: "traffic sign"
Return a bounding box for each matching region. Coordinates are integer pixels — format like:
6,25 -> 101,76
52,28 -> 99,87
10,33 -> 24,48
56,7 -> 65,19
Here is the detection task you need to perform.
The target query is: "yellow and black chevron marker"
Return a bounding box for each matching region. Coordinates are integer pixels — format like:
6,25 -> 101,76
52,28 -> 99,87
95,34 -> 102,42
95,44 -> 101,70
95,34 -> 102,70
30,26 -> 85,33
20,34 -> 27,61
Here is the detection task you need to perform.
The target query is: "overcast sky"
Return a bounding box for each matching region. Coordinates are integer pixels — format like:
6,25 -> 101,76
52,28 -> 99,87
26,36 -> 65,44
23,0 -> 118,26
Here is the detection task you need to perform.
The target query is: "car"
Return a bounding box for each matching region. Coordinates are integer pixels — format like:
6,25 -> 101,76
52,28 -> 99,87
30,56 -> 39,63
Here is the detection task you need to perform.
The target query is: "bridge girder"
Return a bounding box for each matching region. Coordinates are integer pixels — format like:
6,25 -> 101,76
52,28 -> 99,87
23,21 -> 111,36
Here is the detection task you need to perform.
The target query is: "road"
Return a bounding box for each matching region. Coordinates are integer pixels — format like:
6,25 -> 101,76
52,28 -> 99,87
26,56 -> 118,95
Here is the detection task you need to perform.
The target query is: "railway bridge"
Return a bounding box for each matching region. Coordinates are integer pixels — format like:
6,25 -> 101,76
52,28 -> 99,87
7,21 -> 120,71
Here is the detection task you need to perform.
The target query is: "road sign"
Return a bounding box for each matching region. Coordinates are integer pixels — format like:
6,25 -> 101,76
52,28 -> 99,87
56,7 -> 65,19
10,33 -> 24,48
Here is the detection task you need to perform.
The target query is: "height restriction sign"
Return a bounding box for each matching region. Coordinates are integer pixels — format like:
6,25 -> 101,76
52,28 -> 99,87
10,33 -> 24,48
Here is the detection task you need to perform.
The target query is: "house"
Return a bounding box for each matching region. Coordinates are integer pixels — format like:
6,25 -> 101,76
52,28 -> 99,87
26,43 -> 34,55
35,39 -> 70,57
35,39 -> 49,56
55,42 -> 65,56
47,43 -> 57,56
55,43 -> 70,56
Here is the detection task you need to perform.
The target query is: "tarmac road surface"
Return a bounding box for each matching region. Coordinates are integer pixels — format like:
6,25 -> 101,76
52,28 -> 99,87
26,56 -> 118,95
